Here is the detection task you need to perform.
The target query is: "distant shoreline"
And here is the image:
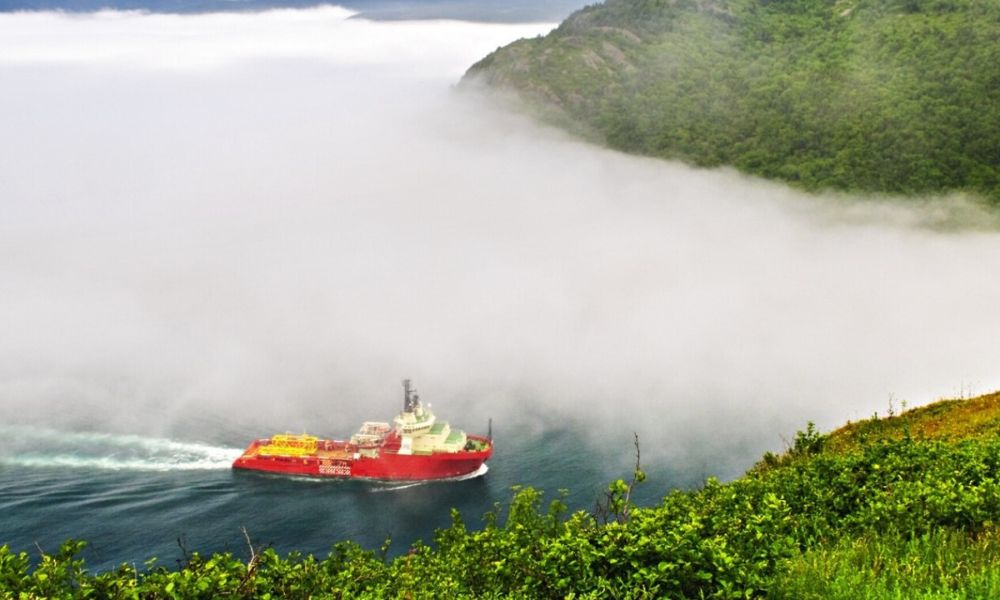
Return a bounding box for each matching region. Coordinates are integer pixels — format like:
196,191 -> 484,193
0,0 -> 585,23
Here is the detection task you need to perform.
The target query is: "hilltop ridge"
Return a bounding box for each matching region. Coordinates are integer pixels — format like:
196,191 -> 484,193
466,0 -> 1000,204
826,389 -> 1000,451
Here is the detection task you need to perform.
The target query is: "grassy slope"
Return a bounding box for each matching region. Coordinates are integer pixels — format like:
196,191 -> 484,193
466,0 -> 1000,204
827,390 -> 1000,451
770,528 -> 1000,599
763,392 -> 1000,598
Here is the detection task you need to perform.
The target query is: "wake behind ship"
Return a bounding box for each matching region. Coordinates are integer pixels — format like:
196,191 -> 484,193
232,380 -> 492,480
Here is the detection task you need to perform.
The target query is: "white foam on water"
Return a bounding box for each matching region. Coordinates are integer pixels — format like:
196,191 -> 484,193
371,463 -> 490,492
0,425 -> 242,471
450,463 -> 489,481
371,481 -> 425,492
3,453 -> 239,471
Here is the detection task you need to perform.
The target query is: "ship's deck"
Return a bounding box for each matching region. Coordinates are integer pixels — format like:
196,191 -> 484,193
241,438 -> 359,461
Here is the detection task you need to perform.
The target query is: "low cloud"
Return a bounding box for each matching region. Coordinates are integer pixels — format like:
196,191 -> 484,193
2,8 -> 998,481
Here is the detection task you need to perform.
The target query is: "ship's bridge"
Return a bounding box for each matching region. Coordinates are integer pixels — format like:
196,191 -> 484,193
394,406 -> 436,435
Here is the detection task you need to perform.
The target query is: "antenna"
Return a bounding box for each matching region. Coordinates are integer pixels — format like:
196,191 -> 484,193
402,379 -> 418,412
488,417 -> 492,442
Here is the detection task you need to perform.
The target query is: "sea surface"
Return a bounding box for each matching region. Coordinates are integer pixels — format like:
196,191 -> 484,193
0,421 -> 681,570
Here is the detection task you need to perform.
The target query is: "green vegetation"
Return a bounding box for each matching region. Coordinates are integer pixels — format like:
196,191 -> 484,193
827,390 -> 1000,451
465,0 -> 1000,204
5,391 -> 1000,597
769,529 -> 1000,598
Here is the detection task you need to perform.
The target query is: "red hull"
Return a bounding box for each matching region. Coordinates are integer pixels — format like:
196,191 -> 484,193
233,434 -> 492,481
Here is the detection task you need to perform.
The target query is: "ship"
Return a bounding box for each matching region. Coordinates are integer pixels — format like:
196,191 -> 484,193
232,380 -> 492,480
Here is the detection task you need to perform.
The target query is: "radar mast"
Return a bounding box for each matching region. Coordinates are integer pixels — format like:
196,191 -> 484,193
403,379 -> 420,413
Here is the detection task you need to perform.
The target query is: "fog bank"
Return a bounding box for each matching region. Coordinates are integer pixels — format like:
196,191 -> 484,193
2,7 -> 999,478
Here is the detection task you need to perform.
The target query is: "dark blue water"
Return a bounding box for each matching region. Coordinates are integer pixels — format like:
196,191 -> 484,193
0,422 -> 692,571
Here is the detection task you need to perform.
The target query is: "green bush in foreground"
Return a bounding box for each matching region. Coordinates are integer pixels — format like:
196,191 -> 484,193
4,408 -> 1000,598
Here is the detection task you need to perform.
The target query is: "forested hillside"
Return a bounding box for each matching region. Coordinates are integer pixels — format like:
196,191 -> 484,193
466,0 -> 1000,203
5,391 -> 1000,597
